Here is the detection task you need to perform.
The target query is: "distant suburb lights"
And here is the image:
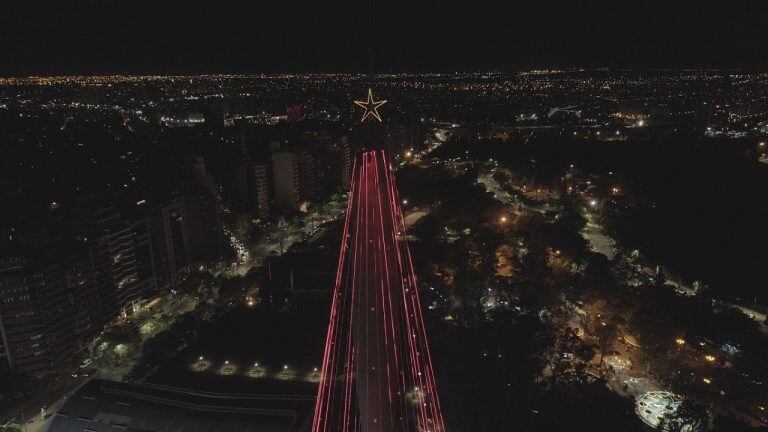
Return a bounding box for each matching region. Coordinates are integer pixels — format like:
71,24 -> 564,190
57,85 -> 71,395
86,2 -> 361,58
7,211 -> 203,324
354,88 -> 387,122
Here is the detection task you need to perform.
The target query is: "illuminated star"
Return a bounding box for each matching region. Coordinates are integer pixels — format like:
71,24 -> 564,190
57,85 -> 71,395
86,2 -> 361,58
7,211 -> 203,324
354,88 -> 387,122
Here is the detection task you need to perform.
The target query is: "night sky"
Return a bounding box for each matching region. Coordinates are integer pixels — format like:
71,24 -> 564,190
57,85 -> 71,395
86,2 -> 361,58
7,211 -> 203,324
1,0 -> 767,75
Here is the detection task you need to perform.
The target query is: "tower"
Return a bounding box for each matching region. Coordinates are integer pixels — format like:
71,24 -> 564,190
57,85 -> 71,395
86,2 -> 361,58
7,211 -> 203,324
312,90 -> 445,432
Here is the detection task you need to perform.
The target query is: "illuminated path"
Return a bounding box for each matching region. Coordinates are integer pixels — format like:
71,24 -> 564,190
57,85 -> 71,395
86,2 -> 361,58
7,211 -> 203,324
312,150 -> 445,432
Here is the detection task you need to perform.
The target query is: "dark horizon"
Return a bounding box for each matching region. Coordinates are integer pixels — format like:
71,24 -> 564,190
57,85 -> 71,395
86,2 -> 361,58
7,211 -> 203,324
2,0 -> 767,76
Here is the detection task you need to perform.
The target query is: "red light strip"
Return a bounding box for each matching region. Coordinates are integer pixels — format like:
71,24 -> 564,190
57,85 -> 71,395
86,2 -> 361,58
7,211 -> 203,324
312,150 -> 445,432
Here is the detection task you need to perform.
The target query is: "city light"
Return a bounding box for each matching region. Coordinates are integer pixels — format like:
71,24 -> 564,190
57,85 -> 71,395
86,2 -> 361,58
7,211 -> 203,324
7,61 -> 768,432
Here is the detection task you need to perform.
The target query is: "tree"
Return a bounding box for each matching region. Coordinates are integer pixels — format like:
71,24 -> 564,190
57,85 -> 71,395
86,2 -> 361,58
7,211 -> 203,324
657,399 -> 707,432
492,171 -> 510,186
585,252 -> 614,287
542,326 -> 592,387
653,266 -> 669,289
594,315 -> 623,367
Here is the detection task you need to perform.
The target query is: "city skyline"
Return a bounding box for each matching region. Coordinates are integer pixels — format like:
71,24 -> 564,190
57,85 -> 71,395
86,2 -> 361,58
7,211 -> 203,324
1,3 -> 768,429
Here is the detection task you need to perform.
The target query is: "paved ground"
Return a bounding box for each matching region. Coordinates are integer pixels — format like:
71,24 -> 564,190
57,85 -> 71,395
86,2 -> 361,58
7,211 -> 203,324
404,210 -> 429,227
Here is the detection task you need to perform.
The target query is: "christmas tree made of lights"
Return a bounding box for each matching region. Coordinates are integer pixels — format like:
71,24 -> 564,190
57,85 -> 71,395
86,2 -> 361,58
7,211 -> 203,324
311,90 -> 445,432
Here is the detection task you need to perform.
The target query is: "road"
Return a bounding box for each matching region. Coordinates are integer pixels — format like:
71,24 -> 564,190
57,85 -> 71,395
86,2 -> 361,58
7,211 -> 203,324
230,197 -> 348,276
1,376 -> 88,432
580,217 -> 617,260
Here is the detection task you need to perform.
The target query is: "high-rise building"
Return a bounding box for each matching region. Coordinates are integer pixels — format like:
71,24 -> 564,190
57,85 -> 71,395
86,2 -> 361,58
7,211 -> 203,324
298,150 -> 319,200
185,156 -> 224,267
320,137 -> 353,191
185,185 -> 223,267
0,255 -> 51,378
0,238 -> 100,379
127,217 -> 157,313
272,152 -> 302,211
192,156 -> 218,197
250,162 -> 271,219
338,137 -> 353,188
234,160 -> 250,210
82,206 -> 141,323
149,197 -> 192,288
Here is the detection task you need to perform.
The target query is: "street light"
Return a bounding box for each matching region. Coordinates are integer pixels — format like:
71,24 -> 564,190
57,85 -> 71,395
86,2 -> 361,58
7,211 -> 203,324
589,200 -> 597,207
499,216 -> 507,224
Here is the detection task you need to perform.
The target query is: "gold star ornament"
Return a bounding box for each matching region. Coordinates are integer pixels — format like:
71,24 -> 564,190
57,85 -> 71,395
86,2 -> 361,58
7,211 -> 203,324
354,88 -> 387,122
